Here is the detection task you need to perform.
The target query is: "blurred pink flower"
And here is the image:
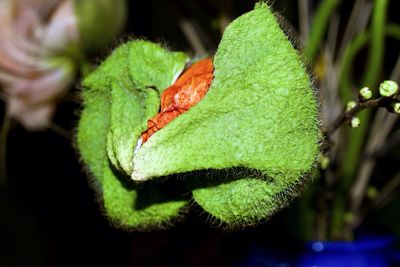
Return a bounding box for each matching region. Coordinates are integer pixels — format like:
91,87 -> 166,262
0,0 -> 78,130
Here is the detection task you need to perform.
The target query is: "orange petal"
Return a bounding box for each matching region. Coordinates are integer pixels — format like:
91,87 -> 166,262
141,58 -> 214,143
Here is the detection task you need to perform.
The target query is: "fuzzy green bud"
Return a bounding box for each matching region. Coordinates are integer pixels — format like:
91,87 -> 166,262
359,87 -> 372,101
366,186 -> 378,199
349,117 -> 360,128
74,0 -> 127,53
379,80 -> 399,97
319,155 -> 330,170
386,100 -> 400,114
346,101 -> 357,111
392,101 -> 400,114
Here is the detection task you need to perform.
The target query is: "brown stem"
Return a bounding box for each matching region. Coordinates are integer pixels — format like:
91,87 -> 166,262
373,172 -> 400,209
342,172 -> 400,236
325,96 -> 390,137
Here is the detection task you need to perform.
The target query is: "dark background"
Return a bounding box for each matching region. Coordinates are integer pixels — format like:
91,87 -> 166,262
1,0 -> 400,266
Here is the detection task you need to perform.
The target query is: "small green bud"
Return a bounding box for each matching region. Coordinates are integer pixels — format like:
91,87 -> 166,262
349,117 -> 360,128
391,101 -> 400,114
366,186 -> 378,199
379,80 -> 399,97
344,212 -> 355,224
346,101 -> 357,111
359,87 -> 372,100
319,155 -> 330,170
385,100 -> 400,114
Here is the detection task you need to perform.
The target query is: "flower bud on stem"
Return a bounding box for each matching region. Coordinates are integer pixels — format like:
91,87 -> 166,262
346,101 -> 357,111
358,87 -> 372,101
379,80 -> 399,97
387,100 -> 400,114
325,96 -> 393,137
319,154 -> 330,170
349,117 -> 360,128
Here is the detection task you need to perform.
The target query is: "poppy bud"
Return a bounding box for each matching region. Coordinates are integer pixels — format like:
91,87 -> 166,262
78,3 -> 320,229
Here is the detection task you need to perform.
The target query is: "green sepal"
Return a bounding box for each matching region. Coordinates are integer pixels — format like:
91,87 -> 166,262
131,3 -> 320,225
107,41 -> 188,175
77,41 -> 189,229
102,162 -> 187,230
106,81 -> 159,174
78,43 -> 131,182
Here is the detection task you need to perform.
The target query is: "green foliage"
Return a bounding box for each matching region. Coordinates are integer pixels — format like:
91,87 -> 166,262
305,0 -> 342,60
77,3 -> 320,229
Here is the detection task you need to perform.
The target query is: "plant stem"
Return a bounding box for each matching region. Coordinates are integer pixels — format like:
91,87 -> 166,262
343,172 -> 400,235
329,195 -> 345,239
48,122 -> 71,140
305,0 -> 342,60
336,0 -> 370,61
373,172 -> 400,209
343,28 -> 400,235
0,111 -> 10,188
341,0 -> 388,186
325,95 -> 393,240
339,23 -> 400,96
298,0 -> 310,42
363,0 -> 388,87
336,23 -> 400,187
330,0 -> 389,239
339,24 -> 400,102
179,18 -> 207,56
326,97 -> 389,137
340,0 -> 388,180
339,31 -> 370,102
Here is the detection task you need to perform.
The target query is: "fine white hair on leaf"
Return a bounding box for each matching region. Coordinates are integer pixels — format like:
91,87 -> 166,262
134,136 -> 143,156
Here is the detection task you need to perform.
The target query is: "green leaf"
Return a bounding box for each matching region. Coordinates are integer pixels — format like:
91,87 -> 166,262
131,3 -> 319,225
77,41 -> 189,229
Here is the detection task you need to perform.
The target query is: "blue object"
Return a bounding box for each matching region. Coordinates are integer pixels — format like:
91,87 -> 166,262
295,235 -> 394,267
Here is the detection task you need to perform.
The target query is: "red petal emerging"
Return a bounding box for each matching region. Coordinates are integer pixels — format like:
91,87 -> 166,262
141,58 -> 213,143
